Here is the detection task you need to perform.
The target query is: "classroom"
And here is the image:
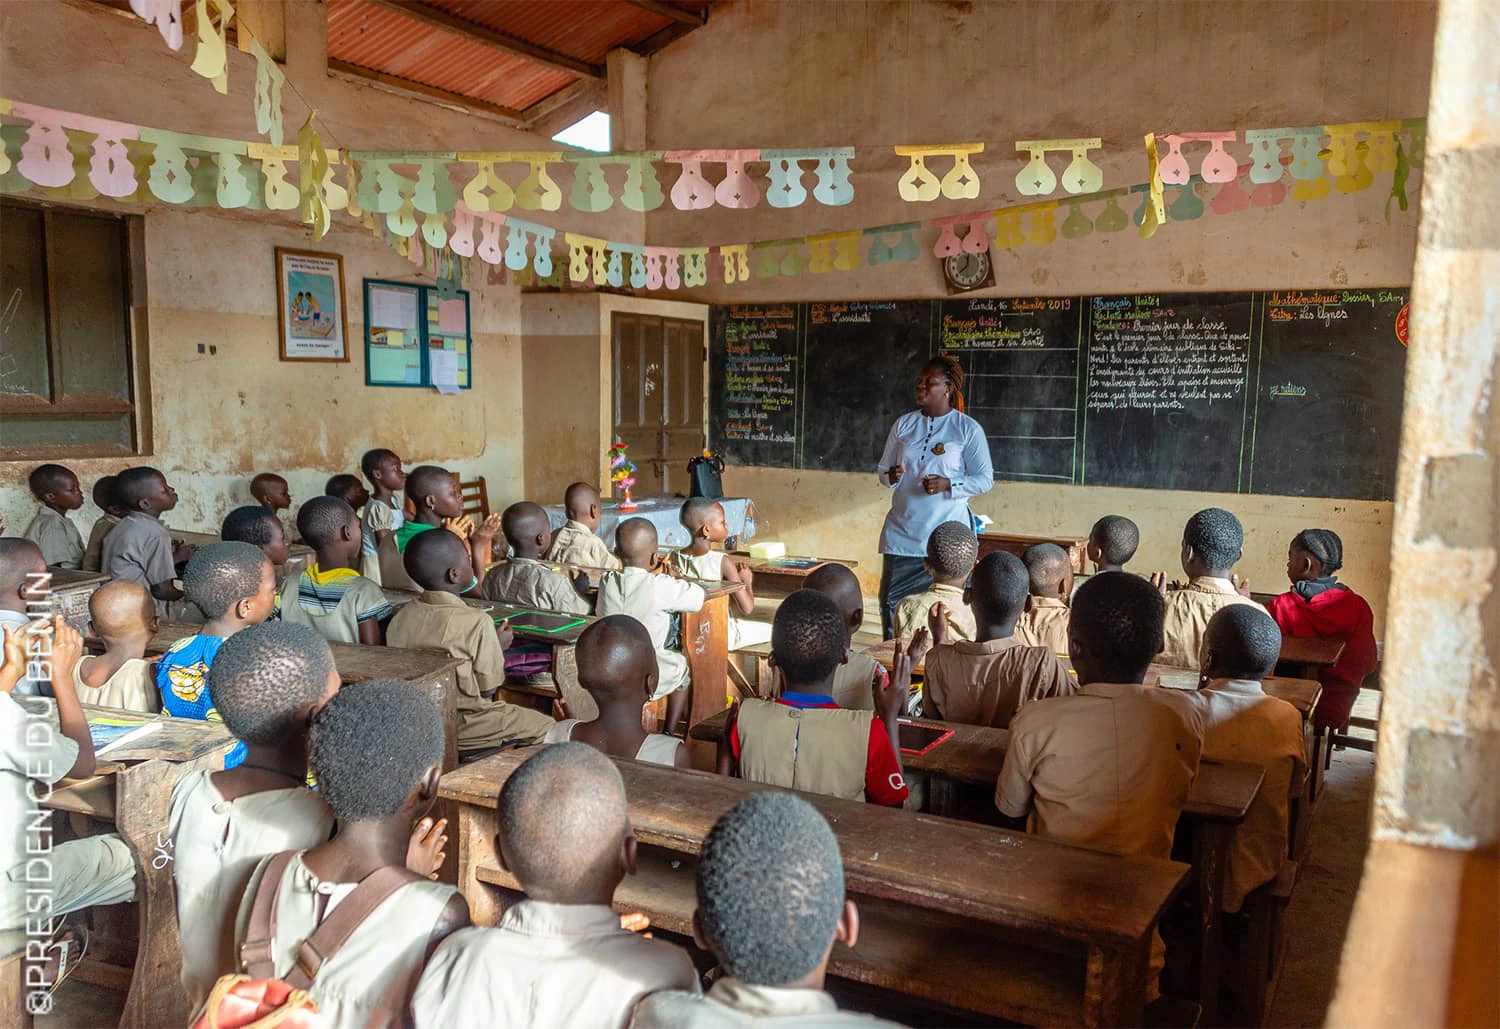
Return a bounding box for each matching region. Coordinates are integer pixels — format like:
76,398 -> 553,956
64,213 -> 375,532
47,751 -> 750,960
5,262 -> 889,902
0,1 -> 1494,1027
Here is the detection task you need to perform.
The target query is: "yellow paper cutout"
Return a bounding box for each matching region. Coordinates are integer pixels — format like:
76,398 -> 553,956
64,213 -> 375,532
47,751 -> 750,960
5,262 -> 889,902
1140,133 -> 1165,238
298,113 -> 331,239
188,0 -> 233,95
894,144 -> 984,202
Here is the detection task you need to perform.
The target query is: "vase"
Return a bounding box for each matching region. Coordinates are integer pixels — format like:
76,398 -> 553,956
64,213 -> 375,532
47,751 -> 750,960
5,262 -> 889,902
619,488 -> 637,511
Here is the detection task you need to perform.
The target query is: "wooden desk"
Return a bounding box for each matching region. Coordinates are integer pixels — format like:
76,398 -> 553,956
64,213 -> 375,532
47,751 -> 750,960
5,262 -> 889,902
1276,635 -> 1345,679
48,567 -> 112,634
441,748 -> 1188,1027
381,588 -> 597,646
860,638 -> 927,678
726,552 -> 859,598
682,582 -> 743,770
175,529 -> 314,578
978,532 -> 1089,574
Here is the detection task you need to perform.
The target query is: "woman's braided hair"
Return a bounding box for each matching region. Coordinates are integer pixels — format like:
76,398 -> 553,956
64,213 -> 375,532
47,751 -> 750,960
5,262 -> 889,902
925,353 -> 966,413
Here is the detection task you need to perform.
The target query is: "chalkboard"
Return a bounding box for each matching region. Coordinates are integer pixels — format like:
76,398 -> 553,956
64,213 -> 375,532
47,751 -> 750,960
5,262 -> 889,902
707,289 -> 1409,501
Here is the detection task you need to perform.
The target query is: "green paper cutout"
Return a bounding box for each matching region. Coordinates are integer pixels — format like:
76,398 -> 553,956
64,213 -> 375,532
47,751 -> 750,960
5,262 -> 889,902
1385,139 -> 1410,223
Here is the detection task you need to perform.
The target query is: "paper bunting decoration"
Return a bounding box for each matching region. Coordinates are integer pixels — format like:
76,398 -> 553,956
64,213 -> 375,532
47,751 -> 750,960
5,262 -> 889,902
1139,133 -> 1166,238
1014,138 -> 1104,195
894,144 -> 984,201
1286,127 -> 1331,202
806,232 -> 861,273
297,114 -> 331,239
864,223 -> 921,265
762,147 -> 856,207
664,150 -> 763,210
1157,132 -> 1237,184
930,214 -> 991,258
251,41 -> 286,147
188,0 -> 234,94
129,0 -> 184,51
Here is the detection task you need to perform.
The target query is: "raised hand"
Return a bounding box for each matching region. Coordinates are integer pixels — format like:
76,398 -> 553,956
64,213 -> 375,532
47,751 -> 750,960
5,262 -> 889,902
405,817 -> 449,879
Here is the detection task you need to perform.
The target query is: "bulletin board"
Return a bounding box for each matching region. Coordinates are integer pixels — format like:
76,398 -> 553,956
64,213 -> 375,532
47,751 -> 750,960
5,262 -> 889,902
363,279 -> 472,390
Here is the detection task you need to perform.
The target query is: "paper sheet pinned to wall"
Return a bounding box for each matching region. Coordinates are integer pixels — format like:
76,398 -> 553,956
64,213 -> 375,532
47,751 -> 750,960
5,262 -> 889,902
430,348 -> 460,394
437,298 -> 466,333
369,286 -> 417,330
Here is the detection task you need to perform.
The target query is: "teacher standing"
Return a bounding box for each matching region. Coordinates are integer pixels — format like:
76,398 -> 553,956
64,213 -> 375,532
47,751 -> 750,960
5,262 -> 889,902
876,355 -> 994,638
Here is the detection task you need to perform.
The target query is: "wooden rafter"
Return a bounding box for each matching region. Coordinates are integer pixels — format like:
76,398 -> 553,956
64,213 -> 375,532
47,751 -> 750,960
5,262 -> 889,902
364,0 -> 605,80
624,0 -> 705,28
328,59 -> 527,124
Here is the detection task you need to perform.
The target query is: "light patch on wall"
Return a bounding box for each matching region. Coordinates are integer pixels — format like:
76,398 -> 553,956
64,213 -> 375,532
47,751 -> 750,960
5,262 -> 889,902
552,111 -> 611,153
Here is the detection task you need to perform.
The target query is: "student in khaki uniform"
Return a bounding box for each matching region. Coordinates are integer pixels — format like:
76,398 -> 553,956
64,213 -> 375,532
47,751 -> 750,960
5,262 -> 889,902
722,590 -> 910,808
81,475 -> 130,573
277,497 -> 392,646
673,497 -> 770,650
481,501 -> 591,615
233,684 -> 468,1029
890,519 -> 977,645
359,447 -> 407,586
1192,605 -> 1306,913
596,519 -> 705,736
1087,514 -> 1140,574
387,528 -> 555,760
805,563 -> 885,711
74,581 -> 160,713
1015,543 -> 1073,656
546,482 -> 622,571
103,466 -> 197,617
1152,507 -> 1267,669
413,744 -> 699,1029
22,463 -> 86,569
909,551 -> 1075,729
169,623 -> 341,1005
630,793 -> 903,1029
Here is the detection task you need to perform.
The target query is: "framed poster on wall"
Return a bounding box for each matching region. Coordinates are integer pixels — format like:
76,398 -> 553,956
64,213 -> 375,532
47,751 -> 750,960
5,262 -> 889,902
276,248 -> 349,362
363,280 -> 472,389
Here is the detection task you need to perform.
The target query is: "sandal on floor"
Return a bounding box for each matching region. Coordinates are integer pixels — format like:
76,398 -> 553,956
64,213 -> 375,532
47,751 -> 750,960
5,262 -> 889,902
40,923 -> 90,995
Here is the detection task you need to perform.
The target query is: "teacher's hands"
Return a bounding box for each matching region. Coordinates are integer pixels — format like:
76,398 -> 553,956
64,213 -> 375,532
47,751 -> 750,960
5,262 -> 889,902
922,475 -> 951,495
887,463 -> 905,485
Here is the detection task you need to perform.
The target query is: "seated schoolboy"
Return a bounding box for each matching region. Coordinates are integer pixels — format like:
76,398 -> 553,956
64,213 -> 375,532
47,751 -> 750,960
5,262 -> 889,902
81,474 -> 130,573
325,473 -> 369,515
546,481 -> 622,571
233,683 -> 468,1028
1088,514 -> 1140,574
359,447 -> 407,585
74,581 -> 160,712
277,497 -> 392,646
546,615 -> 690,769
387,528 -> 555,760
0,539 -> 51,695
1153,507 -> 1267,669
1266,528 -> 1379,730
723,589 -> 909,807
1,616 -> 136,951
1192,606 -> 1306,913
805,563 -> 885,711
102,466 -> 196,617
596,518 -> 706,736
169,623 -> 340,1004
1014,543 -> 1073,655
890,519 -> 977,645
910,551 -> 1075,728
481,501 -> 591,614
155,542 -> 276,737
630,792 -> 902,1029
22,463 -> 85,569
413,743 -> 698,1029
673,497 -> 769,650
395,464 -> 501,584
249,471 -> 292,514
221,505 -> 292,583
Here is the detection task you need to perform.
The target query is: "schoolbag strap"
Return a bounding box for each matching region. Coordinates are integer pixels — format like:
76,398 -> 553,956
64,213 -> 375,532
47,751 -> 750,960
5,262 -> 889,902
239,850 -> 300,982
292,865 -> 422,987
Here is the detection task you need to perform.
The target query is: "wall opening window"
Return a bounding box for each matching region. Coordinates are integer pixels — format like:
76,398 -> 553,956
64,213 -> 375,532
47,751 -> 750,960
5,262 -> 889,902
551,111 -> 611,153
0,198 -> 147,459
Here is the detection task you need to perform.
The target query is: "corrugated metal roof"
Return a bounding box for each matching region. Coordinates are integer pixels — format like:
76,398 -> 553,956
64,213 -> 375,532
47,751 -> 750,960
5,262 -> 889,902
422,0 -> 672,64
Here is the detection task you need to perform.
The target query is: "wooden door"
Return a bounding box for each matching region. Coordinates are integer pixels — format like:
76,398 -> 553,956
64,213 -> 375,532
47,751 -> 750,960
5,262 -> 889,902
612,313 -> 705,496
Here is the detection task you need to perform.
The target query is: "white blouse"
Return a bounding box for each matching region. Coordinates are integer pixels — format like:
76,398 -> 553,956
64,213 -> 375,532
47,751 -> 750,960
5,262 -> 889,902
876,409 -> 994,557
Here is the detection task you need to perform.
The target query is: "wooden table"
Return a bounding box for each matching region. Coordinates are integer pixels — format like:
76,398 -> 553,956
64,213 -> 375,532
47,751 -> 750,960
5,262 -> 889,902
682,582 -> 743,769
978,532 -> 1089,574
726,552 -> 859,598
441,748 -> 1188,1027
1275,635 -> 1345,679
175,529 -> 314,578
382,588 -> 598,646
48,567 -> 112,634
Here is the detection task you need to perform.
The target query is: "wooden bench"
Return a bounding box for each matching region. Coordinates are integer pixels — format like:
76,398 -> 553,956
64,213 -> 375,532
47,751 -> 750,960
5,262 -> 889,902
978,532 -> 1089,573
441,748 -> 1189,1027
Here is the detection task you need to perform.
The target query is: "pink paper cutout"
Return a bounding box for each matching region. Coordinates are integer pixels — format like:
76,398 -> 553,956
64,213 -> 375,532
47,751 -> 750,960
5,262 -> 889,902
714,154 -> 760,208
130,0 -> 183,50
641,248 -> 664,289
1251,180 -> 1287,207
14,106 -> 75,188
1211,177 -> 1250,215
1199,136 -> 1237,182
476,215 -> 504,265
930,216 -> 964,259
450,205 -> 477,257
667,156 -> 715,210
1158,136 -> 1191,185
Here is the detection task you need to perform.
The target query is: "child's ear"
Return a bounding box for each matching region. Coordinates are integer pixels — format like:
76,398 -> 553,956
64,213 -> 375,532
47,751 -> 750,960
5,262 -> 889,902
690,909 -> 711,953
87,619 -> 98,637
417,764 -> 441,802
620,830 -> 638,878
494,832 -> 510,874
446,564 -> 463,585
1023,595 -> 1034,613
834,899 -> 861,949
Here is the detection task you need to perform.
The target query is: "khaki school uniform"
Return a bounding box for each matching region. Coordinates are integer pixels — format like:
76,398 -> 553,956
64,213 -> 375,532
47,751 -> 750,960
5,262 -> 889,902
923,636 -> 1076,728
235,853 -> 457,1029
168,770 -> 334,1004
81,513 -> 121,573
481,557 -> 591,615
829,648 -> 882,711
891,582 -> 973,645
412,901 -> 700,1029
1159,577 -> 1267,669
1014,596 -> 1072,656
736,700 -> 872,802
596,568 -> 705,699
386,590 -> 554,752
102,512 -> 177,617
23,506 -> 84,569
1189,679 -> 1306,912
544,719 -> 682,767
631,978 -> 903,1029
73,656 -> 160,713
546,520 -> 622,571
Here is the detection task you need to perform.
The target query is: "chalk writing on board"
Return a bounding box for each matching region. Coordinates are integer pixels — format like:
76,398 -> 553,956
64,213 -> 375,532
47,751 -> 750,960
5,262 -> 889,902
720,306 -> 798,446
1087,296 -> 1251,412
808,300 -> 898,325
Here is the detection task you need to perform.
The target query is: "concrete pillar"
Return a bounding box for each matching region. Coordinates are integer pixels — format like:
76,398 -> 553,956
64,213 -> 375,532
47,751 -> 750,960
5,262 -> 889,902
1326,0 -> 1499,1024
284,0 -> 328,84
607,48 -> 648,152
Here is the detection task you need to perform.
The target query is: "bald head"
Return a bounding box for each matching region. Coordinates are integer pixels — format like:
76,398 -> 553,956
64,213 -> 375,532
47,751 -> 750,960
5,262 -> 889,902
250,472 -> 290,511
501,501 -> 552,558
403,527 -> 472,592
88,581 -> 156,640
1203,605 -> 1283,681
497,743 -> 631,902
1023,543 -> 1073,599
0,539 -> 47,611
576,614 -> 659,704
804,563 -> 863,643
563,482 -> 600,519
615,518 -> 658,568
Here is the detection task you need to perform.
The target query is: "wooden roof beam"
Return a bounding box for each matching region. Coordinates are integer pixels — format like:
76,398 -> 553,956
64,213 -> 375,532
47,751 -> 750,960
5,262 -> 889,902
624,0 -> 705,28
365,0 -> 605,80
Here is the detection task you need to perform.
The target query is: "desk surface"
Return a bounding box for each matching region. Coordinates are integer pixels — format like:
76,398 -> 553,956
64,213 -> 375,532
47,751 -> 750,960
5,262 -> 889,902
383,588 -> 597,644
144,621 -> 461,683
442,747 -> 1188,949
175,528 -> 314,559
50,568 -> 112,589
1277,635 -> 1346,668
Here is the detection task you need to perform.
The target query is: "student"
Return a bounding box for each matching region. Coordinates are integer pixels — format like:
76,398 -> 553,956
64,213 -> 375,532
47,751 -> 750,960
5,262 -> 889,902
169,623 -> 340,1004
81,474 -> 130,573
74,581 -> 160,712
481,501 -> 591,614
0,538 -> 51,695
278,497 -> 392,646
233,683 -> 467,1028
910,551 -> 1075,728
413,743 -> 698,1028
1192,606 -> 1306,913
325,473 -> 370,515
546,615 -> 690,769
890,519 -> 977,645
546,481 -> 622,571
360,447 -> 407,585
395,464 -> 501,583
249,471 -> 292,514
1153,507 -> 1266,669
596,518 -> 705,736
221,505 -> 292,574
387,528 -> 554,760
0,616 -> 136,951
22,463 -> 86,569
155,542 -> 277,732
673,497 -> 768,649
1265,528 -> 1379,730
1087,514 -> 1140,573
804,563 -> 886,712
102,466 -> 196,616
1015,543 -> 1073,655
631,792 -> 902,1029
722,590 -> 910,807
